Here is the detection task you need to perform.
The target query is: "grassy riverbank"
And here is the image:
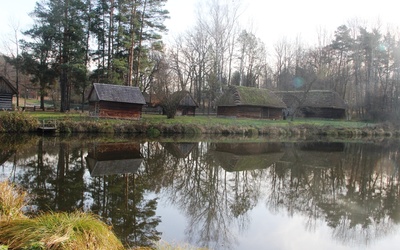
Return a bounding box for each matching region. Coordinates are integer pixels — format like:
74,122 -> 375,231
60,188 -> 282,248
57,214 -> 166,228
1,111 -> 399,137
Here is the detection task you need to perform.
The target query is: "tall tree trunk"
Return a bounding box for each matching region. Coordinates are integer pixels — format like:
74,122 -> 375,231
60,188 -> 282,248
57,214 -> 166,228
127,0 -> 138,86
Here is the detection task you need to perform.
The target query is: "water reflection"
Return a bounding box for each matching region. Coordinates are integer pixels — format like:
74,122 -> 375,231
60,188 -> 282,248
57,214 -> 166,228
1,135 -> 400,249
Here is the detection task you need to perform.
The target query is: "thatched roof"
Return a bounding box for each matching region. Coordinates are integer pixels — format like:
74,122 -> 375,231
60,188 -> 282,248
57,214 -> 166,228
88,83 -> 146,104
0,75 -> 18,94
171,91 -> 198,107
274,90 -> 346,109
216,86 -> 286,108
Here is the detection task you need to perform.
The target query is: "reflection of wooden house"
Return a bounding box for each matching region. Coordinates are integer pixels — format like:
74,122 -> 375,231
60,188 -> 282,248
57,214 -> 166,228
0,76 -> 18,110
277,142 -> 345,169
216,86 -> 286,119
88,83 -> 146,119
171,91 -> 198,116
86,142 -> 143,176
274,90 -> 347,119
212,142 -> 284,172
162,142 -> 197,159
0,150 -> 14,166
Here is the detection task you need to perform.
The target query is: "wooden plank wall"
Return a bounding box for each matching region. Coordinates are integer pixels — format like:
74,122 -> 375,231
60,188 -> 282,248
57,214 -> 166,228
0,93 -> 13,110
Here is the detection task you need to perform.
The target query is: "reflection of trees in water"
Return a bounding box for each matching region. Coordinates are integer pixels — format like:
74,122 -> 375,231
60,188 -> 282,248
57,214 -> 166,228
7,138 -> 161,249
4,137 -> 400,249
266,142 -> 400,246
149,141 -> 266,249
87,142 -> 161,248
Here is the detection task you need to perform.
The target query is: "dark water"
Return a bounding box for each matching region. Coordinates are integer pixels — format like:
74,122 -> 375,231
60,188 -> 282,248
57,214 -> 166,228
1,134 -> 400,250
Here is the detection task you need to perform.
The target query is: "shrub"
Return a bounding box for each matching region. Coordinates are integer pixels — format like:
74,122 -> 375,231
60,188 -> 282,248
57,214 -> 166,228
0,112 -> 39,133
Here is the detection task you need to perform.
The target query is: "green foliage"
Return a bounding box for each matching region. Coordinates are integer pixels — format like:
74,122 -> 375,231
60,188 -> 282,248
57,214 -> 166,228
147,127 -> 161,137
0,112 -> 39,133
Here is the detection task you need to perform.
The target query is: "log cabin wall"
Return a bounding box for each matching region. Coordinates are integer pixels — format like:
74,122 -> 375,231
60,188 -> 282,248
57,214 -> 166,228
300,107 -> 346,119
217,106 -> 283,119
90,101 -> 143,119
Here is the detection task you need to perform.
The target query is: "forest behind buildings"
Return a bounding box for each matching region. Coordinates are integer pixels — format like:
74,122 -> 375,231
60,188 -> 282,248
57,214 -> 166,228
1,0 -> 400,122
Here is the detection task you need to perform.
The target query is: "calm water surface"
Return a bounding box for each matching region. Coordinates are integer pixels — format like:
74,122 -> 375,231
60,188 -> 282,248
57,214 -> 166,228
1,134 -> 400,250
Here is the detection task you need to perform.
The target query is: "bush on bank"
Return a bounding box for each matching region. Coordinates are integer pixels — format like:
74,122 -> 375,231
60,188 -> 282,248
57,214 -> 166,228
0,112 -> 39,133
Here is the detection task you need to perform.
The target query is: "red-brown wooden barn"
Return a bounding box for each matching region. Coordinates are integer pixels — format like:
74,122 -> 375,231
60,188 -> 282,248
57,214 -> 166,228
88,83 -> 146,119
216,86 -> 286,119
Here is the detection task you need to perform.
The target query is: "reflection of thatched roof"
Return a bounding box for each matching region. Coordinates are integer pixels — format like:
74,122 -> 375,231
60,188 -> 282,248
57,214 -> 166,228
212,142 -> 284,172
216,86 -> 286,108
213,151 -> 284,172
86,142 -> 143,176
88,83 -> 146,104
171,91 -> 198,107
274,90 -> 346,109
162,142 -> 197,159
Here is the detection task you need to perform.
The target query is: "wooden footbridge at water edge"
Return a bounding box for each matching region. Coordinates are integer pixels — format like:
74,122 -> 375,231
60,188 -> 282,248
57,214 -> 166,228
37,120 -> 58,134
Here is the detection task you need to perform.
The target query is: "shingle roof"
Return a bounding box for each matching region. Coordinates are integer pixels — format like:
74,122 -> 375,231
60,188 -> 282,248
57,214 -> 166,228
171,91 -> 198,107
0,75 -> 18,94
274,90 -> 346,109
216,86 -> 286,108
89,83 -> 146,104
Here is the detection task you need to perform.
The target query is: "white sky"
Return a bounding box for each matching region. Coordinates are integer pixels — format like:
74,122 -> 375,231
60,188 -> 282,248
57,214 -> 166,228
1,0 -> 399,54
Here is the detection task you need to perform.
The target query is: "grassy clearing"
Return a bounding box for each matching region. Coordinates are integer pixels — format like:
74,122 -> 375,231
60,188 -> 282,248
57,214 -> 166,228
2,110 -> 397,137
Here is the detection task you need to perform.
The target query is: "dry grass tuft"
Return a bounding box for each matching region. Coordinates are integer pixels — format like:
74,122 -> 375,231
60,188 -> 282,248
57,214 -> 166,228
0,211 -> 124,250
0,181 -> 27,222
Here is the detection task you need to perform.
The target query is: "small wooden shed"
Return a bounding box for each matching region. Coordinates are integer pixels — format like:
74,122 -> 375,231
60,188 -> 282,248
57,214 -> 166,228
216,86 -> 286,119
274,90 -> 347,119
171,91 -> 198,116
88,83 -> 146,119
0,76 -> 18,111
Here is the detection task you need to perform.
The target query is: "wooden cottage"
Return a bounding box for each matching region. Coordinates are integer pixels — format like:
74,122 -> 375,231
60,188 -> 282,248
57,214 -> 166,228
171,91 -> 198,116
88,83 -> 146,119
0,76 -> 18,111
86,142 -> 143,176
275,90 -> 347,119
216,86 -> 286,119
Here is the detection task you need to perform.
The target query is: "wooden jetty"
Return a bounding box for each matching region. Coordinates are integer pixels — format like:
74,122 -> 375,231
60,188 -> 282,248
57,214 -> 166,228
37,120 -> 57,134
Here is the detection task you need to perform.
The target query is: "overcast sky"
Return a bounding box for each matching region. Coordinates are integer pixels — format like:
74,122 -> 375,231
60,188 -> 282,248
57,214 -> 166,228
1,0 -> 399,54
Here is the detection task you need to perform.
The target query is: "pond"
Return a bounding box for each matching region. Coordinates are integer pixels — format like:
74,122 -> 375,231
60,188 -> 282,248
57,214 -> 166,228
1,134 -> 400,250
